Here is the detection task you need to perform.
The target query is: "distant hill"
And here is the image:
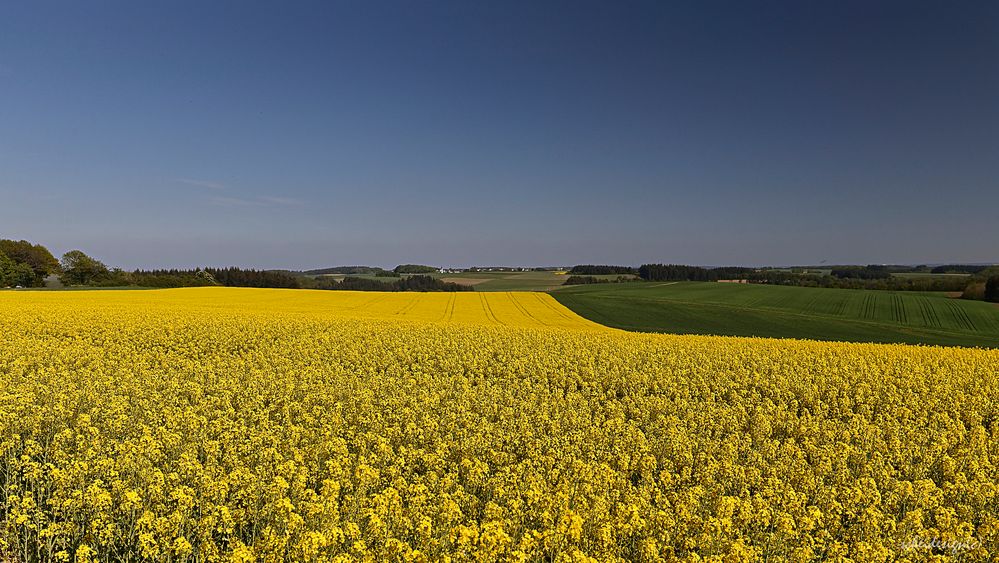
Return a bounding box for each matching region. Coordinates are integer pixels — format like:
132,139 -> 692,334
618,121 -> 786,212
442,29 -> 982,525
302,266 -> 389,276
393,264 -> 439,274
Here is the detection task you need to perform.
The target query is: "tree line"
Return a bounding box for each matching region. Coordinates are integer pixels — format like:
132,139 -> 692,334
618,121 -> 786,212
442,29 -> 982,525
635,262 -> 997,297
774,273 -> 970,292
637,264 -> 756,282
393,264 -> 440,274
1,240 -> 471,292
561,275 -> 636,286
112,269 -> 470,292
319,275 -> 472,292
62,265 -> 303,289
931,264 -> 990,274
5,239 -> 996,300
828,266 -> 892,280
568,265 -> 636,275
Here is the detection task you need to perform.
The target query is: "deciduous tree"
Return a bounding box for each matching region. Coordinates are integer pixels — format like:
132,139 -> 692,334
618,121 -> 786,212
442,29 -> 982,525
59,250 -> 111,286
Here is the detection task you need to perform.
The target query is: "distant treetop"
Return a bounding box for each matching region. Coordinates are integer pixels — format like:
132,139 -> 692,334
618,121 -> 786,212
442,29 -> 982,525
930,264 -> 990,275
393,264 -> 439,274
0,239 -> 59,286
568,265 -> 636,275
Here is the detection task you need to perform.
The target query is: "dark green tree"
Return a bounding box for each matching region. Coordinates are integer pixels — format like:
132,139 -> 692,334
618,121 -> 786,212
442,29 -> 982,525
0,240 -> 59,286
59,250 -> 111,286
393,264 -> 439,274
986,276 -> 999,303
0,250 -> 36,287
569,265 -> 636,275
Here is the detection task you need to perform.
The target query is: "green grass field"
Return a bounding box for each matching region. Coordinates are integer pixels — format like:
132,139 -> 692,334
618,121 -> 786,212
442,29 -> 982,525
437,271 -> 568,291
552,281 -> 999,347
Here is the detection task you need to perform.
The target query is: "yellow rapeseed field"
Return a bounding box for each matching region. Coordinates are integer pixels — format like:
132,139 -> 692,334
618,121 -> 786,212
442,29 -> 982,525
0,287 -> 605,331
1,287 -> 997,562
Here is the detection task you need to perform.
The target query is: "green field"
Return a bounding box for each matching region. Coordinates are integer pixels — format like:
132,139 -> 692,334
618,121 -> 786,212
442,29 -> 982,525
437,270 -> 568,291
552,281 -> 999,347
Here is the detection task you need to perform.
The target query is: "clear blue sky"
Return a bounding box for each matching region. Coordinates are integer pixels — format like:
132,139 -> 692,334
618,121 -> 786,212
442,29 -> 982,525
2,1 -> 997,269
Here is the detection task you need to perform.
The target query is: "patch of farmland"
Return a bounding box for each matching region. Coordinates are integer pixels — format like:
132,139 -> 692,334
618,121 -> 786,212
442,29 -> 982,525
440,277 -> 492,286
446,271 -> 567,292
7,287 -> 606,331
553,281 -> 999,347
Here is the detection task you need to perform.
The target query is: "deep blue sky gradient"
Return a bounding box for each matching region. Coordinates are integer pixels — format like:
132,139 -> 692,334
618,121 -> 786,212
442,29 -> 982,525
2,1 -> 997,268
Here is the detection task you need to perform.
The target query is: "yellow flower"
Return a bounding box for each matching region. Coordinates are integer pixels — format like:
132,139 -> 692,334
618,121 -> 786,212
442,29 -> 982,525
0,287 -> 994,561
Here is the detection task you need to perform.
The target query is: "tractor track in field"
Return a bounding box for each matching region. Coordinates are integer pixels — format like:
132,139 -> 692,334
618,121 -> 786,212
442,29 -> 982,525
440,293 -> 457,323
801,295 -> 821,316
890,294 -> 907,324
832,296 -> 847,316
944,298 -> 978,331
394,294 -> 420,316
915,296 -> 942,328
346,294 -> 384,311
505,292 -> 545,326
859,294 -> 879,320
533,292 -> 580,323
479,294 -> 505,325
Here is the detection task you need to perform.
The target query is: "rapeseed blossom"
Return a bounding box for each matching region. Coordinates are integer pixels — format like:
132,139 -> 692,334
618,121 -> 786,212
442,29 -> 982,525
0,287 -> 996,561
